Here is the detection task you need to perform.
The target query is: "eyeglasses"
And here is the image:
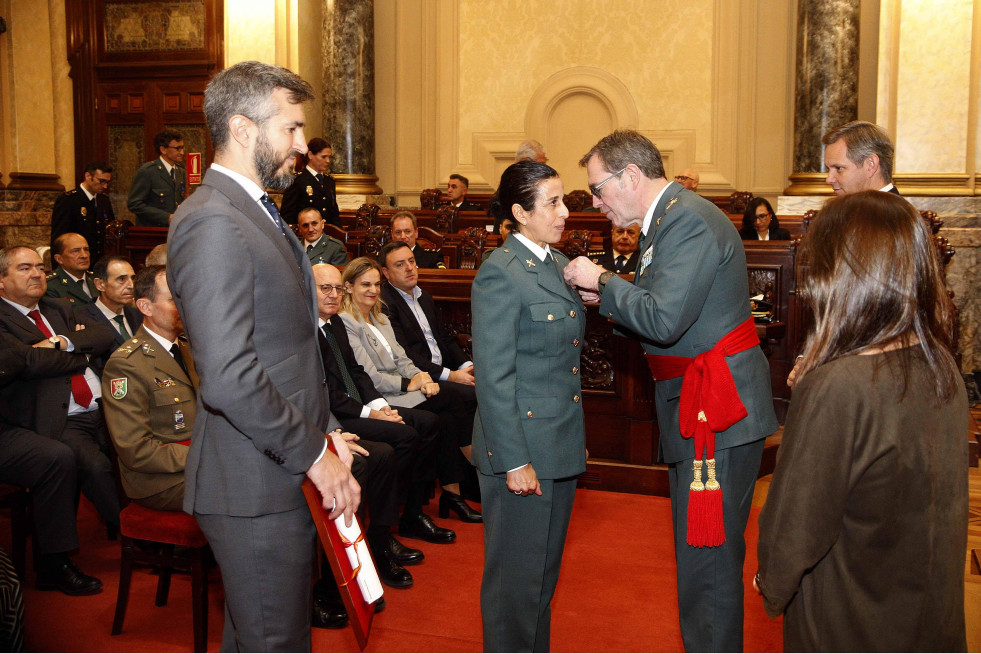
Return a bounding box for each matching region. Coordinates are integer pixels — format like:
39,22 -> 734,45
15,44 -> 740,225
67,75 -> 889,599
754,213 -> 772,221
166,144 -> 185,152
589,167 -> 627,199
317,284 -> 345,296
674,175 -> 693,182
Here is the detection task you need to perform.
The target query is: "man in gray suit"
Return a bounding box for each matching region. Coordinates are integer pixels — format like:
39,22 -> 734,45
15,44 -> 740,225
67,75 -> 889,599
565,130 -> 778,652
167,61 -> 360,652
127,129 -> 187,226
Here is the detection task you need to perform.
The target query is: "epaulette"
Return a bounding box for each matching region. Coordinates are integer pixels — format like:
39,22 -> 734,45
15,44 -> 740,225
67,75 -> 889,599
115,338 -> 143,358
327,235 -> 345,245
64,188 -> 78,196
46,272 -> 58,280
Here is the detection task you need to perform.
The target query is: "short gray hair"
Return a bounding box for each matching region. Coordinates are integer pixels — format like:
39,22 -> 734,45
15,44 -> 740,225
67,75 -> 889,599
579,130 -> 665,180
821,121 -> 895,183
515,139 -> 545,162
204,61 -> 314,153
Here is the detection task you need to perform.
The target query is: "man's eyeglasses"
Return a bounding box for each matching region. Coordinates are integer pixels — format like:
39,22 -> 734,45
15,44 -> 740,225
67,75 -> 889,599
165,144 -> 185,152
318,284 -> 345,296
589,167 -> 627,199
674,175 -> 694,183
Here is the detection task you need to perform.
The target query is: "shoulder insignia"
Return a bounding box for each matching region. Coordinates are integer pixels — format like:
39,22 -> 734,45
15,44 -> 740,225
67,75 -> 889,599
665,197 -> 679,213
525,259 -> 536,268
109,378 -> 127,400
46,272 -> 57,280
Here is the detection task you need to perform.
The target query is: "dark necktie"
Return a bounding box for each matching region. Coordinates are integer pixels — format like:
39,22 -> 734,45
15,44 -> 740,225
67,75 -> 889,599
316,173 -> 326,186
170,343 -> 189,377
323,323 -> 361,403
615,255 -> 626,273
306,243 -> 314,252
170,167 -> 176,184
112,314 -> 131,340
26,309 -> 93,408
259,194 -> 289,238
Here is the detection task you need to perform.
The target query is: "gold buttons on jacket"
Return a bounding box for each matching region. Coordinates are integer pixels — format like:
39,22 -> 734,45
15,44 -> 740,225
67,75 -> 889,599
569,310 -> 577,318
526,411 -> 534,417
547,314 -> 554,321
572,366 -> 579,374
573,395 -> 581,403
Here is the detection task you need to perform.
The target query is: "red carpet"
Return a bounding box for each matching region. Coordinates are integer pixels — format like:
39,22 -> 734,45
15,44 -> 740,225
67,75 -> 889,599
9,489 -> 782,652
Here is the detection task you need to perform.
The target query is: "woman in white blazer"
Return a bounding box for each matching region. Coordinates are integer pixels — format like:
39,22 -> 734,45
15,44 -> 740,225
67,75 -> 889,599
339,257 -> 481,536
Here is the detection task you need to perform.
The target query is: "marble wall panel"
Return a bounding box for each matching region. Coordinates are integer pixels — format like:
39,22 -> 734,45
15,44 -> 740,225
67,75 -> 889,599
893,0 -> 972,173
104,1 -> 206,52
456,0 -> 714,164
0,189 -> 63,250
107,125 -> 146,223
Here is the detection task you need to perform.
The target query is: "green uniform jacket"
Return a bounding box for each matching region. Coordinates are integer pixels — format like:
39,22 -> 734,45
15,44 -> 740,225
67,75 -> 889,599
44,266 -> 99,305
471,235 -> 587,479
101,325 -> 196,501
127,158 -> 186,226
303,234 -> 349,266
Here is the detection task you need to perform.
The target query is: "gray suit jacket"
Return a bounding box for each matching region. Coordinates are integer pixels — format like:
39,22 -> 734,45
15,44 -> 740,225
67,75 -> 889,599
599,182 -> 778,463
337,311 -> 427,408
167,167 -> 340,517
470,235 -> 587,479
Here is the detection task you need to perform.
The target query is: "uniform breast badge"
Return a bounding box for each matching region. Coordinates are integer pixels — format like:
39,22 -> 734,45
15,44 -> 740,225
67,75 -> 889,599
154,376 -> 177,388
80,206 -> 87,216
174,410 -> 186,430
306,186 -> 313,195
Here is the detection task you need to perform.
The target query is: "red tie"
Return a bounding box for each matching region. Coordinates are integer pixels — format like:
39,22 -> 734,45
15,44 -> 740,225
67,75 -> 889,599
27,309 -> 93,409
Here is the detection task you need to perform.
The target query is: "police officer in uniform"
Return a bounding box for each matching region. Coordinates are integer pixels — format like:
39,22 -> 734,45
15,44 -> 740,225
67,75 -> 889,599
101,265 -> 193,510
280,138 -> 341,226
50,162 -> 115,263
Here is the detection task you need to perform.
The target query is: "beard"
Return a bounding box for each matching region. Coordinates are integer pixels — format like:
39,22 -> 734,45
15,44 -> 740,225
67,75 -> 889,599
254,130 -> 298,191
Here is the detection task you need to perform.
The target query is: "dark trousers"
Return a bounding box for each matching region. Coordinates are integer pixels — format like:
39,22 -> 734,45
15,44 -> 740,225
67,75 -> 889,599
339,405 -> 438,500
478,472 -> 577,653
416,381 -> 475,485
196,505 -> 316,652
667,438 -> 765,653
0,425 -> 78,554
57,409 -> 120,527
351,440 -> 398,528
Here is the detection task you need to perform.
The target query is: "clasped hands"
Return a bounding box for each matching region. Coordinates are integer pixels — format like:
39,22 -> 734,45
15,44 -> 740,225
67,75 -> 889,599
407,371 -> 439,396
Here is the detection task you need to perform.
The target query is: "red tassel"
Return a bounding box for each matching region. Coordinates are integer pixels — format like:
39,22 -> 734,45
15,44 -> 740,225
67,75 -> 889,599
687,487 -> 726,547
686,488 -> 706,546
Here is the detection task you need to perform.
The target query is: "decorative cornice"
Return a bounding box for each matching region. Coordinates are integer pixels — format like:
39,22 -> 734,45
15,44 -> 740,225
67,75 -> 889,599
4,173 -> 64,192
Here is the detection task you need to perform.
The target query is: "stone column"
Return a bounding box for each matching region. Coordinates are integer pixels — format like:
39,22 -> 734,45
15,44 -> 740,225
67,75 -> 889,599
784,0 -> 861,195
322,0 -> 382,194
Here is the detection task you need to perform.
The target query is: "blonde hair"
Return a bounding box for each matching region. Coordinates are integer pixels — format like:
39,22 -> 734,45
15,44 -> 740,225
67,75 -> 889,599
340,256 -> 388,323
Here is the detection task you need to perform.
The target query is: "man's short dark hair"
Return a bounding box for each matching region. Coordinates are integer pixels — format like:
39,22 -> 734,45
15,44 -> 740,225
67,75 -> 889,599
821,121 -> 895,183
449,174 -> 469,188
83,161 -> 113,176
134,265 -> 166,302
378,240 -> 412,268
579,130 -> 666,180
153,129 -> 184,155
298,207 -> 323,222
204,61 -> 314,154
51,233 -> 87,257
92,255 -> 131,282
390,211 -> 417,229
307,138 -> 330,155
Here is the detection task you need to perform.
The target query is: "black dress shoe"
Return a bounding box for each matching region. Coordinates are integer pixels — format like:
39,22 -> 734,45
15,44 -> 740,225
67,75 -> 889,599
312,595 -> 348,629
399,512 -> 456,544
36,559 -> 103,596
370,543 -> 414,589
387,534 -> 424,566
374,597 -> 386,613
438,490 -> 482,523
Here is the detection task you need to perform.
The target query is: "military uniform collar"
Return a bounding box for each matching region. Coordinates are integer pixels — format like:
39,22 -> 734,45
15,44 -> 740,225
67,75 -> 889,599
512,232 -> 553,262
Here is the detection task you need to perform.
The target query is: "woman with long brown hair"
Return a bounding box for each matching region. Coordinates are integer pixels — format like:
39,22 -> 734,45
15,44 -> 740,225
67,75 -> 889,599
755,190 -> 967,651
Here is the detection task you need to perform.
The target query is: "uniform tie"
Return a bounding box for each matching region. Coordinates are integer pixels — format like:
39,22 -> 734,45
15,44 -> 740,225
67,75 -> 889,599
323,323 -> 361,403
615,255 -> 626,273
170,343 -> 189,377
26,309 -> 93,408
112,314 -> 131,340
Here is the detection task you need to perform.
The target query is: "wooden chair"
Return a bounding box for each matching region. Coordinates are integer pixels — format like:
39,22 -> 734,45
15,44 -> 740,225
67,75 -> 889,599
458,227 -> 488,270
111,502 -> 210,652
354,203 -> 378,229
727,191 -> 754,214
419,188 -> 442,210
0,484 -> 29,580
563,190 -> 592,212
434,205 -> 458,233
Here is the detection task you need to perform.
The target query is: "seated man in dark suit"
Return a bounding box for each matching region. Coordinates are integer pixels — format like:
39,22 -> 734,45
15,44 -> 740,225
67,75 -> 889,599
297,208 -> 349,266
49,162 -> 115,263
0,332 -> 103,596
313,264 -> 462,546
45,233 -> 99,305
390,211 -> 445,269
592,224 -> 641,274
0,245 -> 120,537
443,174 -> 483,212
377,242 -> 481,521
79,255 -> 141,375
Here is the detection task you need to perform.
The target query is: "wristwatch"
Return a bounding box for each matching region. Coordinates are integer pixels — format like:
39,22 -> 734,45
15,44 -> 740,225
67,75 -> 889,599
597,270 -> 616,295
48,336 -> 60,350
